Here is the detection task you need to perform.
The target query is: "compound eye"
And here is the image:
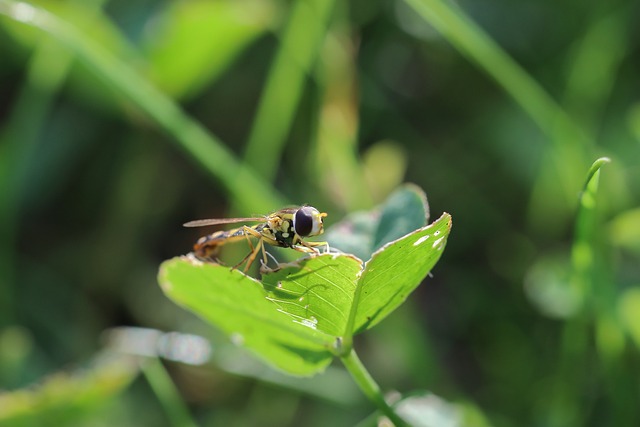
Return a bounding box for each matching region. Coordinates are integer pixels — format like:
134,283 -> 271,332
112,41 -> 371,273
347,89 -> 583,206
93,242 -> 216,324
294,207 -> 314,237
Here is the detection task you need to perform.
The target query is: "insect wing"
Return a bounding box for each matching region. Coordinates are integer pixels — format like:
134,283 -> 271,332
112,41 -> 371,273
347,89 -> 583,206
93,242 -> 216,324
183,217 -> 265,228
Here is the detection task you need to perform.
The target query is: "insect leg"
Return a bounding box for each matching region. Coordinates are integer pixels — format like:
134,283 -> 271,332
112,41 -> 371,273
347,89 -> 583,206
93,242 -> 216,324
259,249 -> 284,274
241,230 -> 265,273
232,226 -> 267,272
296,240 -> 330,254
229,228 -> 256,271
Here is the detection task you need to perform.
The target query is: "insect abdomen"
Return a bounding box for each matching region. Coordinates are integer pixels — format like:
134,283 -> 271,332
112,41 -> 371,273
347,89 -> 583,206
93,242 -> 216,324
193,228 -> 247,258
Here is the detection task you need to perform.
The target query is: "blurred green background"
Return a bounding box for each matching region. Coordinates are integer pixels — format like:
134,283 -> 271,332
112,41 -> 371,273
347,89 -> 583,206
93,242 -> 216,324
1,0 -> 639,425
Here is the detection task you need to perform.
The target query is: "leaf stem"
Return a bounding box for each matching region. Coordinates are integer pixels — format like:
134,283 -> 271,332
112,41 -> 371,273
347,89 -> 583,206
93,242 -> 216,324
340,349 -> 408,427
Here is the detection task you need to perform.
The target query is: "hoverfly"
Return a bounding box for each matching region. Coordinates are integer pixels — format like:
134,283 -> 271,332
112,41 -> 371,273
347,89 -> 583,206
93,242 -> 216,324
184,206 -> 328,272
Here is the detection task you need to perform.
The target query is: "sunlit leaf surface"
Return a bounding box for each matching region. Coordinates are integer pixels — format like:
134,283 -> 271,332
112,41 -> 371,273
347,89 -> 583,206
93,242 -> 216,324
159,195 -> 452,376
355,213 -> 452,333
158,257 -> 336,376
261,254 -> 363,337
325,183 -> 430,261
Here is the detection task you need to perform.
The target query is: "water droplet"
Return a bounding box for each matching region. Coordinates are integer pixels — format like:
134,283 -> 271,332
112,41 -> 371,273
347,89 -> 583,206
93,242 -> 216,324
413,235 -> 430,246
334,336 -> 343,351
432,236 -> 445,250
300,316 -> 318,329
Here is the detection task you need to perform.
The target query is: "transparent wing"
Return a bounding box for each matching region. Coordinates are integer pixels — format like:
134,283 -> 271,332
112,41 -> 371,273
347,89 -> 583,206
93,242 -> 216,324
183,217 -> 265,228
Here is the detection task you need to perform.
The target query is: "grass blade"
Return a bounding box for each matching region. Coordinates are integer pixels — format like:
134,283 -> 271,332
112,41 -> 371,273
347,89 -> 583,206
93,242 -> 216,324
0,0 -> 285,212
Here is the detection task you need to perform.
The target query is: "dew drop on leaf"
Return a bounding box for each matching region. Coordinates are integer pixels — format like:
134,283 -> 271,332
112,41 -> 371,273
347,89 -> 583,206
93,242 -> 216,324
413,235 -> 430,246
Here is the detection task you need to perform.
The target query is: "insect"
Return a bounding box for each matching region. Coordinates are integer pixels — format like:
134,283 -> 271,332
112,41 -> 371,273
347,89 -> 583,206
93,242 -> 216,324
184,206 -> 329,272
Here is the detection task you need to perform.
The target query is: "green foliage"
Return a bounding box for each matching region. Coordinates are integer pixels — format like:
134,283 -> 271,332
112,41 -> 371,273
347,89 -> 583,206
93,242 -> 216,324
159,187 -> 451,377
0,354 -> 138,427
159,256 -> 337,376
0,0 -> 285,213
1,0 -> 639,425
143,0 -> 274,100
354,213 -> 450,333
609,208 -> 640,254
325,184 -> 430,261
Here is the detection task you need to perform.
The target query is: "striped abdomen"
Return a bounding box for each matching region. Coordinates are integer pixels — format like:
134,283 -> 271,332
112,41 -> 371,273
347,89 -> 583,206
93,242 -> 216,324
193,224 -> 265,258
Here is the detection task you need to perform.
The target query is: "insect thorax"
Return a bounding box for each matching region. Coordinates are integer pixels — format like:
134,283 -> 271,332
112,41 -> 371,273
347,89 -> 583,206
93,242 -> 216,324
266,216 -> 297,248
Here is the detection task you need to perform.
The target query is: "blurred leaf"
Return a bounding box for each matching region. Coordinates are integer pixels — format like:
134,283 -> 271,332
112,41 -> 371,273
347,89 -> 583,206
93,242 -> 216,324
404,0 -> 591,236
0,0 -> 286,212
389,392 -> 462,427
0,0 -> 143,112
374,183 -> 430,250
324,211 -> 377,263
628,102 -> 640,143
563,8 -> 628,134
595,315 -> 625,361
142,358 -> 199,427
1,0 -> 129,56
313,20 -> 372,211
0,353 -> 138,427
618,287 -> 640,349
369,390 -> 494,427
608,207 -> 640,253
213,346 -> 362,405
0,0 -> 109,326
0,327 -> 33,386
524,252 -> 580,319
572,157 -> 610,294
238,0 -> 336,189
402,0 -> 589,154
143,0 -> 275,99
362,140 -> 408,203
525,158 -> 611,319
325,183 -> 430,261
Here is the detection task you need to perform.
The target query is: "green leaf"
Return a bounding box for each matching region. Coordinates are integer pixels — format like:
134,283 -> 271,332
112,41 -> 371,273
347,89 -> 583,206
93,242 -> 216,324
354,213 -> 451,333
374,183 -> 430,249
158,257 -> 336,376
391,391 -> 462,427
0,0 -> 287,213
158,188 -> 452,376
379,390 -> 494,427
0,353 -> 138,426
322,211 -> 377,265
572,157 -> 610,300
143,0 -> 274,99
261,254 -> 363,337
608,207 -> 640,253
618,287 -> 640,349
524,251 -> 580,319
325,183 -> 430,261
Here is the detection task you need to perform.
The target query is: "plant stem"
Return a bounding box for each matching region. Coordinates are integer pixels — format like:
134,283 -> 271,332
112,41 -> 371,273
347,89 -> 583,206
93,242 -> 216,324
142,357 -> 200,427
341,349 -> 408,427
